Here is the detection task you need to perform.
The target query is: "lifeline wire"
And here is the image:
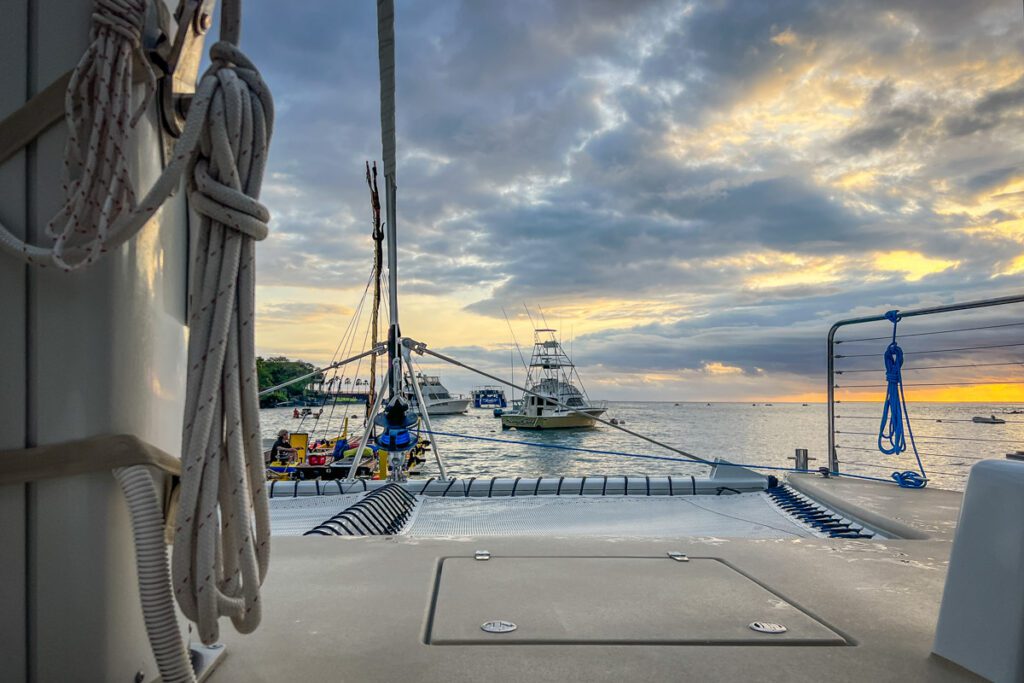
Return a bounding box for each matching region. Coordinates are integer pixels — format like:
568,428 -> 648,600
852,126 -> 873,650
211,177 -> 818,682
877,311 -> 927,488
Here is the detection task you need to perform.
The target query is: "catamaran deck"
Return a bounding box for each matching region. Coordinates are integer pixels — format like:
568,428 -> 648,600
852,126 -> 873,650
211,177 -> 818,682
212,475 -> 977,682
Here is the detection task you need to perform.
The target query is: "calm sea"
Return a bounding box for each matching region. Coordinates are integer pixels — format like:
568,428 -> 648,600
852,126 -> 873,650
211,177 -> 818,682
261,401 -> 1024,491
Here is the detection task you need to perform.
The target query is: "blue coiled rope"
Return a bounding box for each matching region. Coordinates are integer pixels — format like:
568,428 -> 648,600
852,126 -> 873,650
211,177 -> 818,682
877,310 -> 928,488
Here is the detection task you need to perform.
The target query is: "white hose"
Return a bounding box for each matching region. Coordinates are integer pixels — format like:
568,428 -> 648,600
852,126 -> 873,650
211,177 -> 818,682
0,0 -> 275,673
115,466 -> 195,683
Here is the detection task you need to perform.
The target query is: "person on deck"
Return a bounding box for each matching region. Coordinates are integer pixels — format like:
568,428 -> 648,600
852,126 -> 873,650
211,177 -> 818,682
271,429 -> 296,463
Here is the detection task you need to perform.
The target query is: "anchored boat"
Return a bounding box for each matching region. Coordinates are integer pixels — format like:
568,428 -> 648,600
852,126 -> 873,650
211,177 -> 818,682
500,328 -> 606,429
406,373 -> 470,414
471,385 -> 507,409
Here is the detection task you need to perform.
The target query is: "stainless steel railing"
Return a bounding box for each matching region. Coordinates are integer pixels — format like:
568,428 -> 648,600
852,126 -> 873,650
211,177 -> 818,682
827,293 -> 1024,480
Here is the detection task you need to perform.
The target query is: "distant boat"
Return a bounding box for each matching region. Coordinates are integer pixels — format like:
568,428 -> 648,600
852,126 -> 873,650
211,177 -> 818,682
471,385 -> 507,409
802,403 -> 809,406
972,415 -> 1006,424
406,373 -> 470,415
501,328 -> 605,430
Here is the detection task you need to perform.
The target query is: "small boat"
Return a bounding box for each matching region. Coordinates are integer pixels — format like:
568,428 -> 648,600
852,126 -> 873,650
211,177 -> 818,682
973,415 -> 1006,424
471,385 -> 507,409
406,373 -> 470,414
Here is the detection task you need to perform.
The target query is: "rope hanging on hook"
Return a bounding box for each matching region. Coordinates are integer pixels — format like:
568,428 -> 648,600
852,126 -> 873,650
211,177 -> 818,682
0,0 -> 274,678
877,310 -> 928,488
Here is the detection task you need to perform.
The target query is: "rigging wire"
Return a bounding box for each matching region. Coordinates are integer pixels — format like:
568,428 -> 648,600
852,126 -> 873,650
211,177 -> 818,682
295,266 -> 374,434
837,430 -> 1021,444
835,320 -> 1024,344
835,361 -> 1024,374
837,414 -> 1024,424
836,445 -> 985,461
501,306 -> 530,373
840,460 -> 965,476
836,341 -> 1024,359
836,444 -> 986,460
319,268 -> 378,440
837,379 -> 1024,388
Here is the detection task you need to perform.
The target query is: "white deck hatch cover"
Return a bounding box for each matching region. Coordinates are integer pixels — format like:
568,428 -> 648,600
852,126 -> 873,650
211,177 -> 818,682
427,557 -> 847,645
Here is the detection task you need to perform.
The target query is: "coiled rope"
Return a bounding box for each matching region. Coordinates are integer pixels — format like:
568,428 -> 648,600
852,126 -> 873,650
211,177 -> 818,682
877,311 -> 928,488
172,38 -> 273,646
47,0 -> 157,270
0,0 -> 273,678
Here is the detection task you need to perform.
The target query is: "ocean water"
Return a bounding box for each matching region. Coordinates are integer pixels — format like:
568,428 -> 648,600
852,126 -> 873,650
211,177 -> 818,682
261,401 -> 1024,491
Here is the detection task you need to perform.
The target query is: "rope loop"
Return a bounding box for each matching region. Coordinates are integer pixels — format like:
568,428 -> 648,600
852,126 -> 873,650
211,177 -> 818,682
42,0 -> 157,270
171,39 -> 273,646
876,311 -> 928,488
92,0 -> 148,48
891,471 -> 927,488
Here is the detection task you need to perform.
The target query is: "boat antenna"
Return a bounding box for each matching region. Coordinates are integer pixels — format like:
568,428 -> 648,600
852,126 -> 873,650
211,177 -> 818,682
366,160 -> 383,420
522,303 -> 537,330
378,0 -> 401,399
501,306 -> 529,372
537,304 -> 550,329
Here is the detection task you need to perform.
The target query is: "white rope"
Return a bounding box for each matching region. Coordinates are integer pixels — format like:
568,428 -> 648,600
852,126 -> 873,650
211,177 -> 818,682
47,0 -> 156,270
172,41 -> 273,645
0,0 -> 275,662
0,0 -> 216,271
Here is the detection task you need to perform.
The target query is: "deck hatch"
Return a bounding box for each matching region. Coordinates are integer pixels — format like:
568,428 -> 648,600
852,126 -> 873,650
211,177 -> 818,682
427,556 -> 847,646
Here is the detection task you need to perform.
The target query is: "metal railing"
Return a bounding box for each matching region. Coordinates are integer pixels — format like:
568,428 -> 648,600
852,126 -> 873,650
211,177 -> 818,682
827,293 -> 1024,477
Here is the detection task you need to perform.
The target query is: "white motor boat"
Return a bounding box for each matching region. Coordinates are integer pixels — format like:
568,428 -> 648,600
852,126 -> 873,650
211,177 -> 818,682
501,328 -> 606,429
406,373 -> 470,414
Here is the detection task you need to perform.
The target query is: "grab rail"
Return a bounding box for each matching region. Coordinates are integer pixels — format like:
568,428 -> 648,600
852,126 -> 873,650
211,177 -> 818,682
826,293 -> 1024,474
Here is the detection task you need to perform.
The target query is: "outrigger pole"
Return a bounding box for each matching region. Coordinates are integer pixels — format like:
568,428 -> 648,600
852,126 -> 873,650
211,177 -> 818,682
377,0 -> 401,399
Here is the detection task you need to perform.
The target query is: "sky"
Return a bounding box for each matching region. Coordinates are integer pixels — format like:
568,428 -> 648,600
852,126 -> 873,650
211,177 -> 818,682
238,0 -> 1024,402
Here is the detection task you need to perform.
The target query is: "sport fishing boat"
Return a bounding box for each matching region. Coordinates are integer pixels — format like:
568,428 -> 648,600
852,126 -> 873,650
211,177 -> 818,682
406,373 -> 470,414
1,2 -> 1023,683
500,328 -> 606,429
471,385 -> 507,409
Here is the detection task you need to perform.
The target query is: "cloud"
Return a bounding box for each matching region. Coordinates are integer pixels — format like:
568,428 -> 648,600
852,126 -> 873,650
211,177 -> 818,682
234,0 -> 1024,400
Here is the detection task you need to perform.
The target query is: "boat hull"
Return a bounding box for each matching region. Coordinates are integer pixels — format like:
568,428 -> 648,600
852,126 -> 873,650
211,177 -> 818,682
414,398 -> 471,415
501,409 -> 605,430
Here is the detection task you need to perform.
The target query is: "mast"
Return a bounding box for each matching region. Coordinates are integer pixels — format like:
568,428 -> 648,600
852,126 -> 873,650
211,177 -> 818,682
366,161 -> 383,420
377,0 -> 401,399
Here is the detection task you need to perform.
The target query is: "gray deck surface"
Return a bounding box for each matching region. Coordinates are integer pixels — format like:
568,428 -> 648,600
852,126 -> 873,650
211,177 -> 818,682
212,476 -> 980,682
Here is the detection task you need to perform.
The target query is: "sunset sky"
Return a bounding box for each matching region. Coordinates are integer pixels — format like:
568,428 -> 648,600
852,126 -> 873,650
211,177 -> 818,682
239,1 -> 1024,402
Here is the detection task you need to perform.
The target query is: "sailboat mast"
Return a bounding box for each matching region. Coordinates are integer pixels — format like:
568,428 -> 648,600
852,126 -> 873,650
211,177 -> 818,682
377,0 -> 401,399
366,161 -> 383,420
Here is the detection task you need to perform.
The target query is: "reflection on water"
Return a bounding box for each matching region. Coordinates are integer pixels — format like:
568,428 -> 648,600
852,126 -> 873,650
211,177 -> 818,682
261,401 -> 1024,491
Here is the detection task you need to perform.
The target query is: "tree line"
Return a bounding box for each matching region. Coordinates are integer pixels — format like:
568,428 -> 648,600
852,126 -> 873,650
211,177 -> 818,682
256,356 -> 321,408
